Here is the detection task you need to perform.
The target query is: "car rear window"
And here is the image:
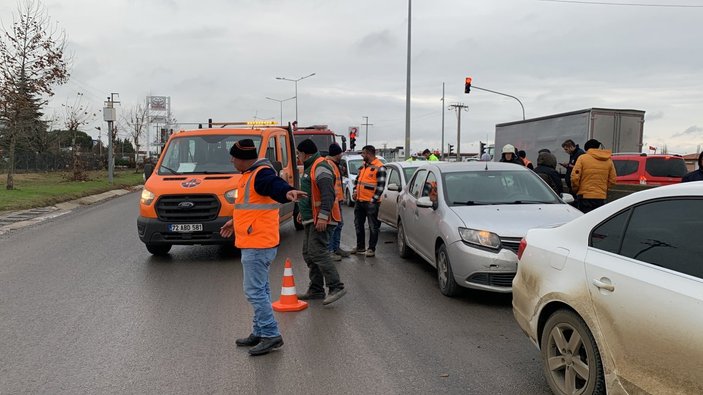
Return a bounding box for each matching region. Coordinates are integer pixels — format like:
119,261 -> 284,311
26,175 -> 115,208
645,157 -> 688,177
613,159 -> 639,176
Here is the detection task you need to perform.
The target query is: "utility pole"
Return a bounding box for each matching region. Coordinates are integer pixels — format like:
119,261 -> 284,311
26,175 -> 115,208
448,103 -> 468,159
103,93 -> 120,184
362,116 -> 373,146
440,83 -> 445,159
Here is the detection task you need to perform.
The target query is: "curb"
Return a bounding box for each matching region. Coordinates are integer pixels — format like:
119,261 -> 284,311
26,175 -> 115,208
0,185 -> 143,236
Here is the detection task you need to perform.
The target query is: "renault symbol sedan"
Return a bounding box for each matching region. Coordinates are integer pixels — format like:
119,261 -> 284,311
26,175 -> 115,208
513,182 -> 703,395
396,162 -> 581,296
378,161 -> 422,228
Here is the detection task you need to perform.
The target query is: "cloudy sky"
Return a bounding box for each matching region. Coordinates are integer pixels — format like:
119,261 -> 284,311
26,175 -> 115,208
2,0 -> 702,154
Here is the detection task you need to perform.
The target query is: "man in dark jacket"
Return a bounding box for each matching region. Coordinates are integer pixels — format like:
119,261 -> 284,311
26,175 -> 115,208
534,151 -> 563,195
682,152 -> 703,182
561,139 -> 585,194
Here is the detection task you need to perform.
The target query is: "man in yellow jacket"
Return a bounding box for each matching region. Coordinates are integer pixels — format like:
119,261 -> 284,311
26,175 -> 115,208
571,139 -> 617,213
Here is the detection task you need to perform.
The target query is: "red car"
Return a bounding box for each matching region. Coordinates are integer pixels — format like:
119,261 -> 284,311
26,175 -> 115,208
611,153 -> 688,185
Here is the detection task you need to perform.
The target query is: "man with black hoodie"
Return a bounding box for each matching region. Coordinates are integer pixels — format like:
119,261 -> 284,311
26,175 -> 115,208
682,152 -> 703,182
534,151 -> 563,195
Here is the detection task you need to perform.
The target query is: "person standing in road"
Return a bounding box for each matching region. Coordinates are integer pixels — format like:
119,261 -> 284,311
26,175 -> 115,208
219,139 -> 307,356
518,150 -> 534,170
499,144 -> 523,165
295,139 -> 347,305
326,143 -> 351,261
682,152 -> 703,182
534,151 -> 563,195
560,139 -> 585,194
571,139 -> 617,213
423,149 -> 439,161
352,145 -> 386,257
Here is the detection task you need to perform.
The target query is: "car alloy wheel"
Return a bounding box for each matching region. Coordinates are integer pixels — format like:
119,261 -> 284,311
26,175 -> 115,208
541,310 -> 605,395
436,244 -> 458,297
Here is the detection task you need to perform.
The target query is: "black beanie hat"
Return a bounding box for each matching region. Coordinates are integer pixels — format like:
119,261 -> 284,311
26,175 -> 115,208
230,139 -> 258,160
328,143 -> 342,156
584,139 -> 601,151
297,139 -> 318,155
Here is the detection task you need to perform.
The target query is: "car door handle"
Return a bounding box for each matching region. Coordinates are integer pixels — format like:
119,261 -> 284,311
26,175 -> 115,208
592,278 -> 615,292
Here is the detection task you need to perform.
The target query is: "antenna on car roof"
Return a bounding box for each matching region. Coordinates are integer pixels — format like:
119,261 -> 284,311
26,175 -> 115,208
485,161 -> 488,171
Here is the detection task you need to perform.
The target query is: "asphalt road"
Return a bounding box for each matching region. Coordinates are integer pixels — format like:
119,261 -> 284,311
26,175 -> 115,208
0,192 -> 551,394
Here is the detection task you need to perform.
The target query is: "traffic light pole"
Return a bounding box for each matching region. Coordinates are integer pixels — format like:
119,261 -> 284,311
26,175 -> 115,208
472,85 -> 525,120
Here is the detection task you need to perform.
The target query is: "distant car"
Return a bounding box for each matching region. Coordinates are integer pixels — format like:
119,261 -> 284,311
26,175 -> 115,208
340,153 -> 386,207
378,161 -> 421,228
611,153 -> 687,185
513,182 -> 703,395
396,162 -> 581,296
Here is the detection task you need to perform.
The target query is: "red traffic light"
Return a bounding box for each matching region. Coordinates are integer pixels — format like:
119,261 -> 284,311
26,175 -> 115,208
464,77 -> 472,94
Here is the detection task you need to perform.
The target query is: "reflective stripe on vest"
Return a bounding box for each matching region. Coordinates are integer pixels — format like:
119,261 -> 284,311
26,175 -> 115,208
233,161 -> 280,248
355,158 -> 383,202
311,157 -> 342,223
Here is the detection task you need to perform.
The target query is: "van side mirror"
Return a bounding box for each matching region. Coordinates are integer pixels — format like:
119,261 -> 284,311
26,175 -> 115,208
144,163 -> 154,180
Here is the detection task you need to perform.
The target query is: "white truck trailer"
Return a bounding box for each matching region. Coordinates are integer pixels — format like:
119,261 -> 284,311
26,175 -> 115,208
494,108 -> 644,171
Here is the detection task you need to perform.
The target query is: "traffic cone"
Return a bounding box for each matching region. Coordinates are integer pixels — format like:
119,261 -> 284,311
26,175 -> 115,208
272,258 -> 308,312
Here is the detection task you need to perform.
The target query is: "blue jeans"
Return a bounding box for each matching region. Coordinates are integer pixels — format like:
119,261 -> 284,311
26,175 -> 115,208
241,247 -> 280,338
328,211 -> 343,252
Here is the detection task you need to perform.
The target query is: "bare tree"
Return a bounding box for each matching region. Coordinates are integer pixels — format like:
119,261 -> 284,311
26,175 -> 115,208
124,103 -> 148,170
0,0 -> 69,189
62,92 -> 96,180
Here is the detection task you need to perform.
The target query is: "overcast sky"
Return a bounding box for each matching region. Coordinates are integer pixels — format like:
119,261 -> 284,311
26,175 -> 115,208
2,0 -> 702,154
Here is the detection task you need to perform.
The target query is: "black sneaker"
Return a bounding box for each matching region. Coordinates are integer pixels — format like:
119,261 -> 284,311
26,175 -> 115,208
323,288 -> 347,305
248,336 -> 284,356
235,333 -> 261,347
335,248 -> 351,257
297,290 -> 325,300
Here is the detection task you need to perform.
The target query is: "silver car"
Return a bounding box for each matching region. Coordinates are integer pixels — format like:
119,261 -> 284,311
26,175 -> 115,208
396,162 -> 581,296
378,161 -> 421,228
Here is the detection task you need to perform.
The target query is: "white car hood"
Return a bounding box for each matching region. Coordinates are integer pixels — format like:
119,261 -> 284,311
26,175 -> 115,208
450,204 -> 582,238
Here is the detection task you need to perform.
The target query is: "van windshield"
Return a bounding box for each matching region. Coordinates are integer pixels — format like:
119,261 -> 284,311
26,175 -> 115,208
158,135 -> 262,175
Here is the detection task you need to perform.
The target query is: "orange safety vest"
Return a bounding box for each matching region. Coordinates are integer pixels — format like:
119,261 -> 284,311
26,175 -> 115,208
355,158 -> 384,202
311,157 -> 342,223
325,157 -> 344,202
233,162 -> 281,249
522,157 -> 532,168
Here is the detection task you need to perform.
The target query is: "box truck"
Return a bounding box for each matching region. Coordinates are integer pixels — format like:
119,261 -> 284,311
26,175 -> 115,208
494,108 -> 645,172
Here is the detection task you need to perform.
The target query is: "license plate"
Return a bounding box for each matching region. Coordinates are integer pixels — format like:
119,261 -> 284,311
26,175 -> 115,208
169,224 -> 203,232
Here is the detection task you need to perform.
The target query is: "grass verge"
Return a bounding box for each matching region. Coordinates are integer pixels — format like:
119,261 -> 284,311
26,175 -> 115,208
0,170 -> 144,212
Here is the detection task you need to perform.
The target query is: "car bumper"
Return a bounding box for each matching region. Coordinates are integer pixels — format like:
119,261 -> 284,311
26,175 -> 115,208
512,270 -> 540,348
445,240 -> 517,293
137,216 -> 234,245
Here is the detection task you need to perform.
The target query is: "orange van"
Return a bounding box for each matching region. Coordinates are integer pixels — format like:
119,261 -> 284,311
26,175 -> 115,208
137,122 -> 299,255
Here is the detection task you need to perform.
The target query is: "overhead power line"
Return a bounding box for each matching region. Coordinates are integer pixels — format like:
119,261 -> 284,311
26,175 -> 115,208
538,0 -> 703,7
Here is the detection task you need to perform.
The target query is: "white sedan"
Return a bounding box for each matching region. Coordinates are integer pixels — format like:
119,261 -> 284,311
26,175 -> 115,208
513,182 -> 703,395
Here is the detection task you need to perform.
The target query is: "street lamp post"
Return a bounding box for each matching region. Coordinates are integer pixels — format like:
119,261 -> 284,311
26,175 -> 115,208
275,73 -> 316,123
265,96 -> 296,125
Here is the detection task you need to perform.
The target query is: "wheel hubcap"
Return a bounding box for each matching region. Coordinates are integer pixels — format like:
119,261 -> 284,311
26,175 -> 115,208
547,323 -> 591,394
437,251 -> 447,287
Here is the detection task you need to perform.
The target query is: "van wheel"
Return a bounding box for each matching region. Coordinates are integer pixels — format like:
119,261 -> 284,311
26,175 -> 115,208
146,244 -> 171,256
293,205 -> 304,230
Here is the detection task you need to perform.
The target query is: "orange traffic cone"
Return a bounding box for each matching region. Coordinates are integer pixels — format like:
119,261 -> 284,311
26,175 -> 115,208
272,258 -> 308,312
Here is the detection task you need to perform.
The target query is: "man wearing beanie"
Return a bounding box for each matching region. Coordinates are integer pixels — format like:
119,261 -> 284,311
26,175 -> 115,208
571,139 -> 616,213
296,139 -> 347,305
219,139 -> 307,356
326,143 -> 351,260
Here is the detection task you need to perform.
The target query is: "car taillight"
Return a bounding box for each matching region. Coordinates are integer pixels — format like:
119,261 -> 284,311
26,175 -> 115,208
517,238 -> 527,260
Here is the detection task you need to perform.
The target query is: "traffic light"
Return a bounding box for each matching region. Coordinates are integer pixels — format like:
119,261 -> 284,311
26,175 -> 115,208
350,131 -> 357,151
464,77 -> 472,94
479,141 -> 486,154
448,143 -> 454,155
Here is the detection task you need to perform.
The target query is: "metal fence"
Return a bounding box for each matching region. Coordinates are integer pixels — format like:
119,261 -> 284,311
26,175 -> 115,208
0,152 -> 115,173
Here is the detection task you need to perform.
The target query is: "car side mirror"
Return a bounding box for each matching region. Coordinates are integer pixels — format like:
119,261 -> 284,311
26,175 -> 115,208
387,183 -> 400,192
144,163 -> 154,180
271,161 -> 283,174
561,193 -> 575,204
417,196 -> 434,209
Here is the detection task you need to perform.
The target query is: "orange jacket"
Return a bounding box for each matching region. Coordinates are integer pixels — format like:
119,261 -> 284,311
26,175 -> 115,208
233,163 -> 280,248
325,157 -> 344,202
311,157 -> 342,224
571,149 -> 617,199
355,158 -> 384,202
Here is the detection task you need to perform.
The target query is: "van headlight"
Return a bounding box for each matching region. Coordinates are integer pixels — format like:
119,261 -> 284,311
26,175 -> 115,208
141,188 -> 155,205
224,188 -> 238,203
459,227 -> 501,250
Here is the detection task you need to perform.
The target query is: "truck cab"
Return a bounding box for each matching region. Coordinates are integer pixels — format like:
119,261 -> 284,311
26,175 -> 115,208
292,124 -> 346,156
137,122 -> 298,255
